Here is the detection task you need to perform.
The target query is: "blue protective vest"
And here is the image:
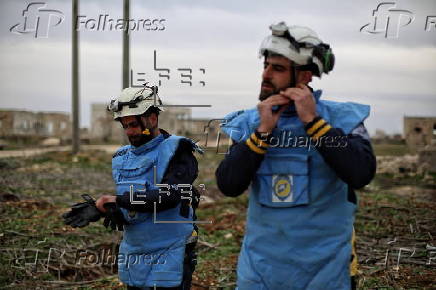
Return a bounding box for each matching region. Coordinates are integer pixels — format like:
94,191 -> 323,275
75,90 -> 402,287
221,90 -> 370,290
112,134 -> 195,288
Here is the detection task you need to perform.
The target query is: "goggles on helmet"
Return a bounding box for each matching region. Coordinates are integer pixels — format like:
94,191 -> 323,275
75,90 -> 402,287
270,22 -> 301,52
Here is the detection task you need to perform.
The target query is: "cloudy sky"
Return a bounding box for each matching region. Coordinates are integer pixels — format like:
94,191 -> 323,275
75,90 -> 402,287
1,0 -> 435,135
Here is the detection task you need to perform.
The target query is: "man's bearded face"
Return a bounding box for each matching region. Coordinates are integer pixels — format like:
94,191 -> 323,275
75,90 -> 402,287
259,55 -> 293,101
120,115 -> 154,147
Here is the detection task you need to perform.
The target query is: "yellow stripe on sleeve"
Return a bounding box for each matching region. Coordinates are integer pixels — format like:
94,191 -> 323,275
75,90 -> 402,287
246,138 -> 266,154
306,119 -> 326,136
251,133 -> 269,148
312,124 -> 332,140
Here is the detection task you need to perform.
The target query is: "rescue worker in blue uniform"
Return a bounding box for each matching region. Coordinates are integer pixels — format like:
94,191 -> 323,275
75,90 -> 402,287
215,22 -> 376,290
63,85 -> 200,290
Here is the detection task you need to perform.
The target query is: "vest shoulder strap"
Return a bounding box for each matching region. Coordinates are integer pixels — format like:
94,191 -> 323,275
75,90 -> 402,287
112,145 -> 131,158
319,100 -> 370,134
220,108 -> 259,142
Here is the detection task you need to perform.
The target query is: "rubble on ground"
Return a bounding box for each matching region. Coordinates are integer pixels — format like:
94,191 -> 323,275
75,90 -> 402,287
377,149 -> 435,178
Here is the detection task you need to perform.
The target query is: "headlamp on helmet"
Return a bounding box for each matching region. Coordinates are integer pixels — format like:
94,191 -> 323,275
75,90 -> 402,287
107,84 -> 164,120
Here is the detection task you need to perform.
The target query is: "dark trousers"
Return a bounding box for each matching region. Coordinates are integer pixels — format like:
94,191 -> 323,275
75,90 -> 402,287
351,276 -> 357,290
127,243 -> 197,290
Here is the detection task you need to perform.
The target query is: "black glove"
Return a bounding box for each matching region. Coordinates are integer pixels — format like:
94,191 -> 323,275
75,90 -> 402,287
62,194 -> 102,228
103,202 -> 126,231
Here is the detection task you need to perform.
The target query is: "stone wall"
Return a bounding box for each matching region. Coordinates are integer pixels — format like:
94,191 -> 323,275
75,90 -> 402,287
404,116 -> 436,151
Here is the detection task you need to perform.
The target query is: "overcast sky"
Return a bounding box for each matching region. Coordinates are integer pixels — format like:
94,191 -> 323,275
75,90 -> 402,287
1,0 -> 435,135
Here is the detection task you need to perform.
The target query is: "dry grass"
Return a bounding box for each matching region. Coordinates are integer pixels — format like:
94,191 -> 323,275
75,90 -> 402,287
0,149 -> 435,289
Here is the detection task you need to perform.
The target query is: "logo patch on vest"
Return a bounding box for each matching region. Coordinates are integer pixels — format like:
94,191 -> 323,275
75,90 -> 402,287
272,174 -> 293,202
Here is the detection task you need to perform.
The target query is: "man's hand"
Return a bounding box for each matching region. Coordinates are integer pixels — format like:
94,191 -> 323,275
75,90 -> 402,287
280,84 -> 317,124
96,195 -> 126,231
257,94 -> 290,133
103,202 -> 126,231
96,195 -> 117,213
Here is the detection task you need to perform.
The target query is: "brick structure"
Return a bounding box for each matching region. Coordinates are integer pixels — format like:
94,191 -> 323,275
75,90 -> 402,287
90,103 -> 125,143
0,109 -> 70,139
159,107 -> 192,136
404,116 -> 436,151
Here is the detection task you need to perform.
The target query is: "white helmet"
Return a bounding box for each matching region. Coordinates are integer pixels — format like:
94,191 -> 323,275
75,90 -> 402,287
259,22 -> 335,77
107,85 -> 164,120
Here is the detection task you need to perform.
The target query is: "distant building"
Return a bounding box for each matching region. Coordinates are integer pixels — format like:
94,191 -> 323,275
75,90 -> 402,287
374,129 -> 387,140
372,129 -> 405,145
89,103 -> 230,147
0,109 -> 70,139
159,106 -> 192,136
90,103 -> 125,143
404,116 -> 436,150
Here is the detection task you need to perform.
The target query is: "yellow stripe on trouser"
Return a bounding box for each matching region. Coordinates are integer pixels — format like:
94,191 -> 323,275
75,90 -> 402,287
350,227 -> 359,277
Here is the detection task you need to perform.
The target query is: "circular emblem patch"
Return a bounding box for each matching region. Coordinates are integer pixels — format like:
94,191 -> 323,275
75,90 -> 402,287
273,175 -> 292,201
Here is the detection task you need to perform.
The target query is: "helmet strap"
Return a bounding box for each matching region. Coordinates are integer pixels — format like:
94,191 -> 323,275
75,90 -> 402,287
290,65 -> 297,88
284,65 -> 298,108
287,61 -> 300,90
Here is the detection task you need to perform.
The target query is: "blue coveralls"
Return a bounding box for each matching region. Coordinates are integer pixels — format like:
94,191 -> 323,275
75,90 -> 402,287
112,134 -> 195,288
221,90 -> 370,290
